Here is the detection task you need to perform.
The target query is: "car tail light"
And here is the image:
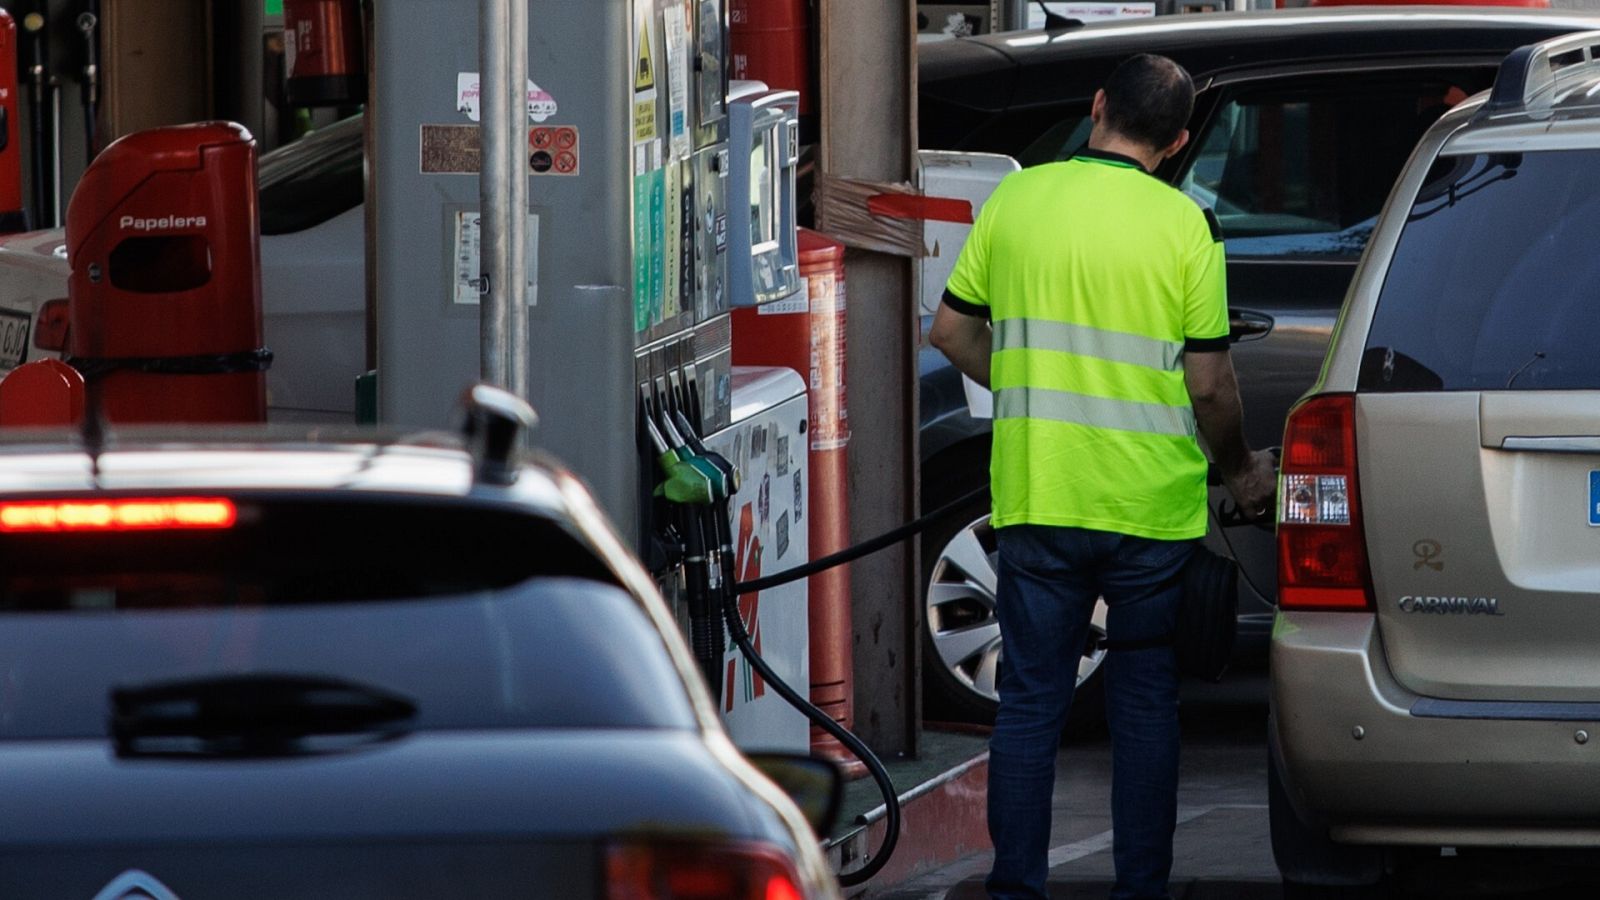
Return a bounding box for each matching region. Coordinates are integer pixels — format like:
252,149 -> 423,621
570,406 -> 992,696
1278,394 -> 1373,611
0,498 -> 238,532
605,839 -> 806,900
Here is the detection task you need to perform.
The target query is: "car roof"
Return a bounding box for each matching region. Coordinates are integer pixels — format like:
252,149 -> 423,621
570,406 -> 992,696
0,425 -> 569,508
922,7 -> 1600,111
1446,54 -> 1600,150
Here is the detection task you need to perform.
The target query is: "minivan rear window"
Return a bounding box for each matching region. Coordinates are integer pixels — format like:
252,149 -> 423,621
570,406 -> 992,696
1361,150 -> 1600,392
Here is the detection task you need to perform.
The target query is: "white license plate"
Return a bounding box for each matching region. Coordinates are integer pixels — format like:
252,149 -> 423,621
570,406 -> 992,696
0,308 -> 30,371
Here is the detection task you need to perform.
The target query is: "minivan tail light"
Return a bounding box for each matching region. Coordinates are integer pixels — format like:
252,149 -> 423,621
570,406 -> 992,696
605,839 -> 805,900
0,498 -> 237,532
1278,394 -> 1373,611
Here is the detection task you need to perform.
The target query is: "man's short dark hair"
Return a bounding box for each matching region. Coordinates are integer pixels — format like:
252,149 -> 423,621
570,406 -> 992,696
1102,54 -> 1194,151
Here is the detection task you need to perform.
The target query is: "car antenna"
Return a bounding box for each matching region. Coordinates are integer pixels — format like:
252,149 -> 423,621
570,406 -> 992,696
1034,0 -> 1084,32
81,376 -> 106,486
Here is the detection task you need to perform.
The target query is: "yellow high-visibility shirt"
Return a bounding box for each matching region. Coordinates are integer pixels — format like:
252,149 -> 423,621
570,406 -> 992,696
944,149 -> 1228,540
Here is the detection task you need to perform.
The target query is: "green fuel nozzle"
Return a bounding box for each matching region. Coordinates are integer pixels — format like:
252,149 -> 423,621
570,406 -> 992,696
647,415 -> 716,505
660,413 -> 728,503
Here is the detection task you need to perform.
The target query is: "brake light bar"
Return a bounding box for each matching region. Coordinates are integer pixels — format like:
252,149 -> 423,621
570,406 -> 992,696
0,498 -> 238,533
606,839 -> 805,900
1277,394 -> 1373,611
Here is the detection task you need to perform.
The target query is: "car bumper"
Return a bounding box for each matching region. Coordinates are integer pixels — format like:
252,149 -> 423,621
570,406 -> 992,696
1271,611 -> 1600,847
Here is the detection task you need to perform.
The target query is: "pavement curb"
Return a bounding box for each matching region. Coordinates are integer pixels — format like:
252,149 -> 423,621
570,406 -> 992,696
827,749 -> 992,895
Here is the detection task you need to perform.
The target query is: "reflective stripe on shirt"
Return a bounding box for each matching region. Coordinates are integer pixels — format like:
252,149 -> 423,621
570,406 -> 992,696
992,317 -> 1184,372
994,385 -> 1196,437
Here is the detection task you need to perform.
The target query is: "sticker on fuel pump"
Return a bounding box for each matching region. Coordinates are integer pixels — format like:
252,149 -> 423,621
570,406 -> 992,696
632,14 -> 659,146
0,308 -> 29,370
528,127 -> 580,176
452,211 -> 540,306
456,74 -> 559,124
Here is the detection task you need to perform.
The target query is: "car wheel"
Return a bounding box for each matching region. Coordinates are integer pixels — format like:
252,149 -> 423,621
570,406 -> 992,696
1270,738 -> 1386,896
921,503 -> 1108,736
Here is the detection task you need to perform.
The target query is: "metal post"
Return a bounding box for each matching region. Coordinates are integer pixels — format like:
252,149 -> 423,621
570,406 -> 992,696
479,0 -> 512,388
507,0 -> 530,401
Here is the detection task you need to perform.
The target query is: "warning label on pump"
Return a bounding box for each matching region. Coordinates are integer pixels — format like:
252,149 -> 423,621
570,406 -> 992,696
420,125 -> 581,177
632,12 -> 659,147
528,126 -> 580,176
634,20 -> 655,91
453,210 -> 540,307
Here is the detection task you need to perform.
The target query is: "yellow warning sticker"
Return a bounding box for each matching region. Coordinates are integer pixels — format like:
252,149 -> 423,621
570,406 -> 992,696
634,99 -> 658,145
634,20 -> 656,92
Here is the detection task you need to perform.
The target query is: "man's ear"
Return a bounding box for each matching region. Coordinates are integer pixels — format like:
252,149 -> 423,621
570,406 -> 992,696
1162,128 -> 1190,160
1090,89 -> 1106,124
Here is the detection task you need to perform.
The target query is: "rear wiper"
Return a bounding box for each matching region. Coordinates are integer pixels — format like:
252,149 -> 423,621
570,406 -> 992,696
111,673 -> 417,758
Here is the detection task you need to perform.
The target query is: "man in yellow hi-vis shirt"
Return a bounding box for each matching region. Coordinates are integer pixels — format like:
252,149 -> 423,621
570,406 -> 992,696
930,54 -> 1277,900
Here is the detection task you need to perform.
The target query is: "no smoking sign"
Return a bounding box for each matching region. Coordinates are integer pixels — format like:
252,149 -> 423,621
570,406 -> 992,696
529,126 -> 580,176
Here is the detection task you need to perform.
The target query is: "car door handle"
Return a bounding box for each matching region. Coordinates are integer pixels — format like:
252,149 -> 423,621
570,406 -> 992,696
1499,436 -> 1600,453
1228,309 -> 1274,343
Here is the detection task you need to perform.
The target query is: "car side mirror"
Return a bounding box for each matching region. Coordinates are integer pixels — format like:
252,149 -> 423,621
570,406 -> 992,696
34,299 -> 68,353
746,752 -> 844,838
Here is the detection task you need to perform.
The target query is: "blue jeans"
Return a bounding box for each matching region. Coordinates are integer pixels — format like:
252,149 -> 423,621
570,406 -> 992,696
986,524 -> 1194,900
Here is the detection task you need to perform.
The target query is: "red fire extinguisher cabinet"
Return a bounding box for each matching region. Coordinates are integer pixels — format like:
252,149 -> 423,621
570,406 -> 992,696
283,0 -> 367,107
729,0 -> 813,117
0,11 -> 27,233
733,228 -> 855,768
65,121 -> 270,424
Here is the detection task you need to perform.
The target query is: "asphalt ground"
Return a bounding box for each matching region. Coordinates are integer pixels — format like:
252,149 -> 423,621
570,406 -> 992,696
876,674 -> 1600,899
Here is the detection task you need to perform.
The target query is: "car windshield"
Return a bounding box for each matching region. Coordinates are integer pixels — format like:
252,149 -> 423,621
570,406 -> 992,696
1361,150 -> 1600,392
0,496 -> 697,739
258,115 -> 365,236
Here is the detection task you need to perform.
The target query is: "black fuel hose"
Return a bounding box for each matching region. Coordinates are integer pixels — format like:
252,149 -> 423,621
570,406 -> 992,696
720,580 -> 899,887
734,484 -> 987,596
719,483 -> 988,886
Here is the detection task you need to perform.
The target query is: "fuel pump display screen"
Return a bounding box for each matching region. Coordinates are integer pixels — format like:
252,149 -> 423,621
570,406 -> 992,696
749,136 -> 779,254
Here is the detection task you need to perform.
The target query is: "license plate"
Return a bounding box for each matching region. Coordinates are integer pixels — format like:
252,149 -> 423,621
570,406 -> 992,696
0,308 -> 29,371
1591,470 -> 1600,527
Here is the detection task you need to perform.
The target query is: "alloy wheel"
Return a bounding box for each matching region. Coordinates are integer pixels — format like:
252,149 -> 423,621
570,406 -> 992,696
924,514 -> 1108,705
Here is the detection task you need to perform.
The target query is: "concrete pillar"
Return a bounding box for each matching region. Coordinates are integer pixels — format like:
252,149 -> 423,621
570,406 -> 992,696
818,0 -> 919,756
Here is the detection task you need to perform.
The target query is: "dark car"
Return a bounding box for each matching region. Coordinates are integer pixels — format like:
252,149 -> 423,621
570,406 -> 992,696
914,6 -> 1600,724
0,389 -> 841,900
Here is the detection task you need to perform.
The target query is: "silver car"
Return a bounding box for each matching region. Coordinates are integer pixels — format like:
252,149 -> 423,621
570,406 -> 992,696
1270,30 -> 1600,899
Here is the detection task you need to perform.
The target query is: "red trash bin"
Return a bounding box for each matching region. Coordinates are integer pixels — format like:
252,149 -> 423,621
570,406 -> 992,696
65,122 -> 270,424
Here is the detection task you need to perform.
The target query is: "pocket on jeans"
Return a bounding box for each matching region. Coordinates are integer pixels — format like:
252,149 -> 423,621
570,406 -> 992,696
995,525 -> 1069,574
1114,536 -> 1193,571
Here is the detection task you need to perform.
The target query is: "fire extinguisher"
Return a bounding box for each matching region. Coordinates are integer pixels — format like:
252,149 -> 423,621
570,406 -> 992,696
281,0 -> 365,107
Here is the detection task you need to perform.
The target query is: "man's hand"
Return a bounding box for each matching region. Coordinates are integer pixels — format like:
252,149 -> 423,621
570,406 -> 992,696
1186,349 -> 1277,520
1223,449 -> 1278,522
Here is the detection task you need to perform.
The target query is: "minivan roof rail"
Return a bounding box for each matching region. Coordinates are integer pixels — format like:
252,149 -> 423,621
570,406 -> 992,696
1479,30 -> 1600,118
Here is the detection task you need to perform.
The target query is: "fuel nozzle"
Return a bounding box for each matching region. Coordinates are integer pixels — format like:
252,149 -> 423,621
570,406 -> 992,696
647,414 -> 715,505
668,370 -> 739,498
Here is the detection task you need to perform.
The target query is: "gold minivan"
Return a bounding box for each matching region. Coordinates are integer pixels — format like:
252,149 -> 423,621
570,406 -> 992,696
1270,30 -> 1600,899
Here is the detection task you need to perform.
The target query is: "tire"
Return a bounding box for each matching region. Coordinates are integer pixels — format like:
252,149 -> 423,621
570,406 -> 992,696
919,475 -> 1108,736
1269,739 -> 1386,895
